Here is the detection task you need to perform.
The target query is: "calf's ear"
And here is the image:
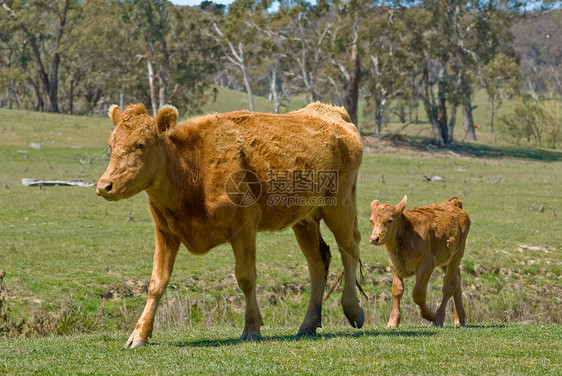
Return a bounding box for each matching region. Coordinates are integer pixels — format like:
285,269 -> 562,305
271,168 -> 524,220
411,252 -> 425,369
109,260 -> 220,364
370,200 -> 380,211
156,105 -> 178,134
396,195 -> 407,212
108,105 -> 122,126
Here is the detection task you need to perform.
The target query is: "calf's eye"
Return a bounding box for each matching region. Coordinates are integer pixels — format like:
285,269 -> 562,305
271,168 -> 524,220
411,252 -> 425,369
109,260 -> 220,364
137,143 -> 145,150
388,219 -> 393,223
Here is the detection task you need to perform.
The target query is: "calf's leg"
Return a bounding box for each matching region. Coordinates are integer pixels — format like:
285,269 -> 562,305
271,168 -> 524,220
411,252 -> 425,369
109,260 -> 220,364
452,269 -> 466,326
412,261 -> 436,323
293,220 -> 329,336
387,262 -> 404,328
230,226 -> 263,341
435,257 -> 462,326
125,230 -> 180,348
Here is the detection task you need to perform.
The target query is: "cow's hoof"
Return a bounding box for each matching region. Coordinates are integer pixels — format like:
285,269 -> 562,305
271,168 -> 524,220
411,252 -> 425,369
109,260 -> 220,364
239,333 -> 262,342
296,325 -> 318,337
124,338 -> 148,349
345,306 -> 364,329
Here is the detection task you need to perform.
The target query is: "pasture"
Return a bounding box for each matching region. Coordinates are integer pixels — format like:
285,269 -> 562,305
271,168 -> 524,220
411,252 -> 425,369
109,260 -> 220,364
1,106 -> 561,374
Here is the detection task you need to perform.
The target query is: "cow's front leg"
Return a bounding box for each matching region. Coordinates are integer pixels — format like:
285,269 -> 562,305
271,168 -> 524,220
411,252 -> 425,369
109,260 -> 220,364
230,226 -> 262,341
387,262 -> 404,328
125,229 -> 180,348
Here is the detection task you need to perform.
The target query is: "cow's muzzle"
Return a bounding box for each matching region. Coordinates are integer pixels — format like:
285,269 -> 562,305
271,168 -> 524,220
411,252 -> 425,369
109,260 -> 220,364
96,179 -> 114,197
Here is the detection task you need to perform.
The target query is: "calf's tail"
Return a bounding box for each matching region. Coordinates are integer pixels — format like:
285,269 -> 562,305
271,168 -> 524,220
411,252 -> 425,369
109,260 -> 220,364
322,259 -> 367,303
448,196 -> 463,209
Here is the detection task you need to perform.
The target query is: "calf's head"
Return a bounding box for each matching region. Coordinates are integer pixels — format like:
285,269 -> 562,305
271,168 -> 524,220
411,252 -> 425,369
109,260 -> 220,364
96,103 -> 178,201
369,196 -> 407,245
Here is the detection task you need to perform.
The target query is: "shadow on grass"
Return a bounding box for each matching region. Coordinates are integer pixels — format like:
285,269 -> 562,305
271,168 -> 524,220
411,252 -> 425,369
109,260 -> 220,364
367,134 -> 562,162
173,328 -> 438,348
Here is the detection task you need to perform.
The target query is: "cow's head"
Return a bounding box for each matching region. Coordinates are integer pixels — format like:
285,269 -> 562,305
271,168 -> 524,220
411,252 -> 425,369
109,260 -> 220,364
369,196 -> 407,245
96,103 -> 178,201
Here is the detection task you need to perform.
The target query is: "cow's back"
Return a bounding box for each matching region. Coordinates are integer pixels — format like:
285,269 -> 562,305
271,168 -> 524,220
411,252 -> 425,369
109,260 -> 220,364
169,103 -> 362,230
404,199 -> 470,264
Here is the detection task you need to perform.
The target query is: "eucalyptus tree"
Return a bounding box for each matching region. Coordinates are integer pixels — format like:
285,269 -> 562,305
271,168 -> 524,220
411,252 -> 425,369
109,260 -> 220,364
1,0 -> 76,113
361,5 -> 411,134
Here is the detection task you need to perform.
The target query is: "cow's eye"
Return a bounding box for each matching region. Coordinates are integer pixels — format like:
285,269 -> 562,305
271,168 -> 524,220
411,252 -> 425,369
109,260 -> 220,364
388,219 -> 393,223
137,143 -> 145,150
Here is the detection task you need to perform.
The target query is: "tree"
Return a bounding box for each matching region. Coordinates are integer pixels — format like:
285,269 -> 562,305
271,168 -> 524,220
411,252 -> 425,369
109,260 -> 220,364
481,53 -> 520,133
2,0 -> 75,113
361,5 -> 410,134
500,97 -> 561,149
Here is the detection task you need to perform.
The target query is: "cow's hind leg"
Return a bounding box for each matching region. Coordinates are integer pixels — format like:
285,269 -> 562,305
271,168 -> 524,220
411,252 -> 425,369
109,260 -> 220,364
322,203 -> 364,329
293,220 -> 330,336
412,261 -> 437,323
230,226 -> 263,341
125,230 -> 180,348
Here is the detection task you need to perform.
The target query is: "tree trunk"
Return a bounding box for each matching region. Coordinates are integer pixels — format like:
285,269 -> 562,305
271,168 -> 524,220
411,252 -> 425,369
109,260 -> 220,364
240,61 -> 254,112
463,97 -> 477,141
345,12 -> 360,126
159,65 -> 167,108
375,97 -> 385,135
447,106 -> 457,144
69,78 -> 74,114
270,68 -> 280,114
437,66 -> 449,145
7,80 -> 14,109
490,97 -> 495,134
421,62 -> 445,145
147,59 -> 158,117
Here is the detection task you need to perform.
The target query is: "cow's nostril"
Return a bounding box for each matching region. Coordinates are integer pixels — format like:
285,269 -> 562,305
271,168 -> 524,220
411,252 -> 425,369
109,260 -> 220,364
105,182 -> 113,192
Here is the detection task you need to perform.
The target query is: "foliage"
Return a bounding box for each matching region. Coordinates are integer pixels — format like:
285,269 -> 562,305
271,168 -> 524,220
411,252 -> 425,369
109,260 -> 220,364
3,0 -> 557,144
499,97 -> 562,149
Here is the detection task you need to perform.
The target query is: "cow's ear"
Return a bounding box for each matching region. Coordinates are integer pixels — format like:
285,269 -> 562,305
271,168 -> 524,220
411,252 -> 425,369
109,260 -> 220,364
370,200 -> 380,211
396,195 -> 407,213
156,105 -> 178,134
108,105 -> 122,126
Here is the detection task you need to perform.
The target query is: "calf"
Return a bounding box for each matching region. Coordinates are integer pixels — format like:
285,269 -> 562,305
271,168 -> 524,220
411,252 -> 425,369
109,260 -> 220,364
369,196 -> 470,327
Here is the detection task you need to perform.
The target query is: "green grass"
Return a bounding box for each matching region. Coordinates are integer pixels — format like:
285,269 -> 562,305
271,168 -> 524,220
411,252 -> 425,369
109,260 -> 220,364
1,325 -> 561,374
1,98 -> 561,373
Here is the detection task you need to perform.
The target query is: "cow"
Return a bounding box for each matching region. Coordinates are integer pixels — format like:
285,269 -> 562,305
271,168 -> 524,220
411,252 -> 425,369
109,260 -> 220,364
369,196 -> 470,327
96,102 -> 365,348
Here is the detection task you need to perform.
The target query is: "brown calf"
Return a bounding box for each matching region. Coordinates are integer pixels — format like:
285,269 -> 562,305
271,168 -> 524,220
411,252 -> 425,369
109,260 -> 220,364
369,196 -> 470,327
97,103 -> 365,348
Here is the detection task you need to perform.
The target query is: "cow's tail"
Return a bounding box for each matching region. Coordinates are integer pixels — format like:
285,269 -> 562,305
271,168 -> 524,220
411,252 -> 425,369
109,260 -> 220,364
319,235 -> 332,279
323,259 -> 367,303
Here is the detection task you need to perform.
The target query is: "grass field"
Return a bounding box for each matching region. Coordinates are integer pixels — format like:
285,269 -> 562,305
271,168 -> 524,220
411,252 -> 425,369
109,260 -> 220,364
1,96 -> 561,374
1,325 -> 561,374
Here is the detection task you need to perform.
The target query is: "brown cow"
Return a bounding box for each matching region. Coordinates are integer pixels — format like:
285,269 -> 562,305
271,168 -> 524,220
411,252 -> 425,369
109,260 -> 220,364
96,102 -> 364,348
369,196 -> 470,327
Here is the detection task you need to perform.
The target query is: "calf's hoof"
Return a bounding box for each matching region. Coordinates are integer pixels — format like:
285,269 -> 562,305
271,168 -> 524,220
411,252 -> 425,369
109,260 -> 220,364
345,306 -> 364,329
124,338 -> 148,349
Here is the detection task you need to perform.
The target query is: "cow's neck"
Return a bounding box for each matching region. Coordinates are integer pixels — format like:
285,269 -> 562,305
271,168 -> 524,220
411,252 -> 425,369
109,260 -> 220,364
146,138 -> 204,215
